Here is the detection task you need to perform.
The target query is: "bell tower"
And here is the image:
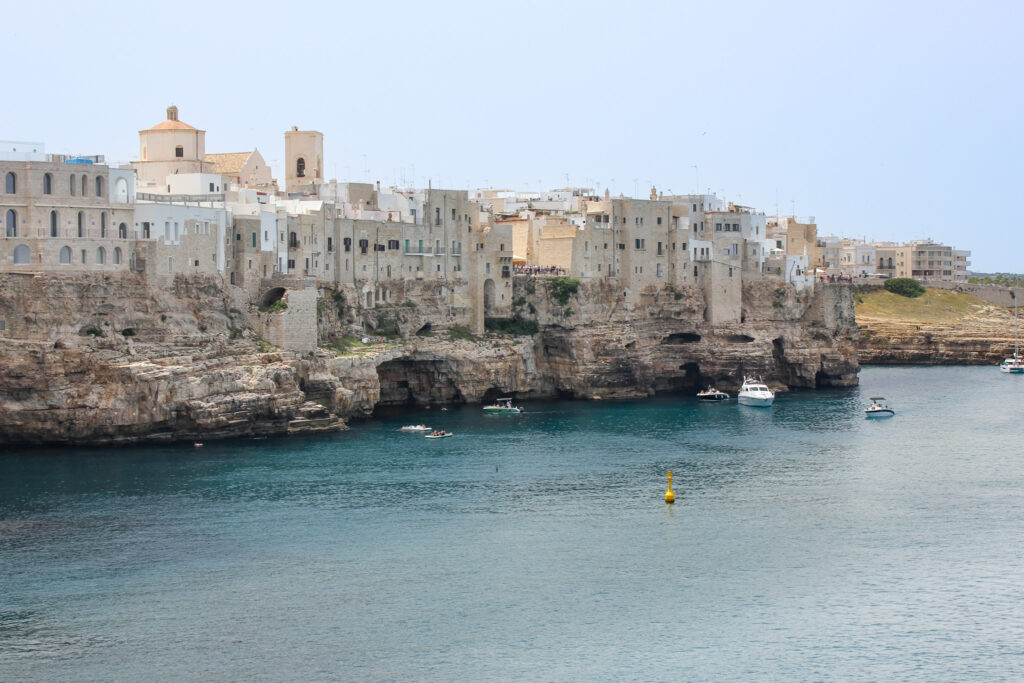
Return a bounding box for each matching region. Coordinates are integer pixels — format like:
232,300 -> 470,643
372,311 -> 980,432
284,126 -> 323,194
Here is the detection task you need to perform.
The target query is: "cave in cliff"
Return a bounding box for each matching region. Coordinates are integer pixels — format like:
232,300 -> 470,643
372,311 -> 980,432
376,358 -> 465,407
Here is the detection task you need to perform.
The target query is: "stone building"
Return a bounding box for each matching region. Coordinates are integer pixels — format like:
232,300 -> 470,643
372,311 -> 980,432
1,144 -> 136,272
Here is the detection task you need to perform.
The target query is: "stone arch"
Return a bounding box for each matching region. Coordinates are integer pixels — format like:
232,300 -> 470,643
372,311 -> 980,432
260,287 -> 287,308
59,246 -> 71,264
483,278 -> 497,316
13,244 -> 30,264
97,246 -> 106,265
113,247 -> 122,265
5,208 -> 16,237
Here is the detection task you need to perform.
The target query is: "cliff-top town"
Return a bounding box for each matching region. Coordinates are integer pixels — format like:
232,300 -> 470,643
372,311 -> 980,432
1,106 -> 970,350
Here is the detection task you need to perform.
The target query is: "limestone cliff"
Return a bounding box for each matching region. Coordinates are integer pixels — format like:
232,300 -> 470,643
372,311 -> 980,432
855,287 -> 1017,365
0,272 -> 858,446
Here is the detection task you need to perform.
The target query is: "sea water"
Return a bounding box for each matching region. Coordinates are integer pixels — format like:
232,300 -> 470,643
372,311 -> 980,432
2,366 -> 1023,681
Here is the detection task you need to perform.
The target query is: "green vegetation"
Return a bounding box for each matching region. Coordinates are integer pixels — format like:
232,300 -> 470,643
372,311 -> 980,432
322,336 -> 360,355
256,338 -> 276,353
968,273 -> 1024,287
401,300 -> 418,308
447,325 -> 477,341
485,318 -> 539,335
548,277 -> 580,305
228,326 -> 245,340
855,287 -> 995,323
884,277 -> 925,298
120,328 -> 135,337
674,291 -> 684,301
83,326 -> 103,337
259,299 -> 288,313
564,308 -> 573,317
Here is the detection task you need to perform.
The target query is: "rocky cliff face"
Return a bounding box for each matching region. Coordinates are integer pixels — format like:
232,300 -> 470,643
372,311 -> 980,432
0,272 -> 858,446
855,287 -> 1017,365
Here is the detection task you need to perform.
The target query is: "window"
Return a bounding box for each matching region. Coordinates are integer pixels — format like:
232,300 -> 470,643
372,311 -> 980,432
296,157 -> 305,177
715,223 -> 721,231
69,175 -> 75,196
405,239 -> 410,252
451,208 -> 456,220
175,146 -> 184,158
13,244 -> 30,264
81,175 -> 87,197
251,232 -> 257,248
435,208 -> 441,225
100,213 -> 107,237
327,237 -> 333,252
657,217 -> 662,225
142,222 -> 150,239
114,247 -> 122,265
485,262 -> 491,274
5,209 -> 16,237
81,249 -> 86,264
209,183 -> 215,192
77,212 -> 84,237
4,172 -> 14,194
97,247 -> 105,264
343,237 -> 351,252
60,246 -> 71,264
95,176 -> 103,197
50,211 -> 58,237
43,173 -> 52,195
359,239 -> 368,254
657,242 -> 663,255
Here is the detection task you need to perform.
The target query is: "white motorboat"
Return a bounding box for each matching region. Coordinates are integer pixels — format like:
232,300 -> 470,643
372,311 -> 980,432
483,398 -> 521,414
865,396 -> 895,418
696,386 -> 729,402
398,424 -> 431,432
737,376 -> 774,406
424,431 -> 453,439
1001,295 -> 1024,373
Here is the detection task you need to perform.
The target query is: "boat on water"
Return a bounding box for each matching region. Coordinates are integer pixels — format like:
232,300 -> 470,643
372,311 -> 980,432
865,396 -> 895,418
696,386 -> 730,402
1000,296 -> 1024,373
483,398 -> 521,414
398,424 -> 431,432
737,376 -> 774,406
424,431 -> 453,439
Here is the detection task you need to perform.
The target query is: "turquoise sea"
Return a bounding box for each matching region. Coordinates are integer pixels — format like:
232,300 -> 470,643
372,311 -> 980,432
2,366 -> 1023,681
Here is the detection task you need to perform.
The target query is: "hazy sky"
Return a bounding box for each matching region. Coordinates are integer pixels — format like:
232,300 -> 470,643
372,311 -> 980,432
6,0 -> 1021,271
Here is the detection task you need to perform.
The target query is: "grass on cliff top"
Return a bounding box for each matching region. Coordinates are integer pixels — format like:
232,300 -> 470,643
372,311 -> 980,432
855,287 -> 1007,323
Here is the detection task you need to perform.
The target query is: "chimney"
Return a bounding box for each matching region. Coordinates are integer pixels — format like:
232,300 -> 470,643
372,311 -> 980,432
167,105 -> 179,121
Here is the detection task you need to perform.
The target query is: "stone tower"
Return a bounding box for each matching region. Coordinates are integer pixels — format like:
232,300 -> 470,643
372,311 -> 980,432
284,126 -> 323,194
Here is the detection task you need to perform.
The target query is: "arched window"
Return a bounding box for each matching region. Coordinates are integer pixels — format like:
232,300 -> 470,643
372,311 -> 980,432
5,209 -> 16,238
296,157 -> 305,178
59,246 -> 71,264
100,213 -> 107,238
115,177 -> 128,203
77,211 -> 84,238
50,211 -> 58,237
43,173 -> 52,195
13,244 -> 30,264
97,247 -> 105,264
113,247 -> 122,265
81,175 -> 88,197
4,172 -> 14,194
69,175 -> 75,196
95,176 -> 104,197
175,145 -> 183,158
118,223 -> 127,239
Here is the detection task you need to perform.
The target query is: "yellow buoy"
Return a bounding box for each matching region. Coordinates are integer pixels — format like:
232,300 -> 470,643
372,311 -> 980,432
665,470 -> 675,504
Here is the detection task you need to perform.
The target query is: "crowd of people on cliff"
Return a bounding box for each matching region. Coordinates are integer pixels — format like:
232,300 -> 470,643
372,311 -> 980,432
820,274 -> 853,283
514,265 -> 567,276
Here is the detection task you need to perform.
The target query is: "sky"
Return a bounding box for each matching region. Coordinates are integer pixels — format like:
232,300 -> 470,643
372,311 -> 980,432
5,0 -> 1022,272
